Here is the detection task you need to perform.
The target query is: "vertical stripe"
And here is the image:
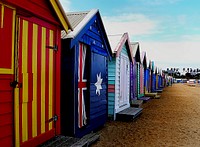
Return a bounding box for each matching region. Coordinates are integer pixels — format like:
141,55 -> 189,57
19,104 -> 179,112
11,9 -> 16,74
32,24 -> 38,137
27,22 -> 33,139
1,4 -> 4,28
78,43 -> 83,128
49,30 -> 53,130
37,26 -> 42,135
45,29 -> 49,132
18,18 -> 23,144
41,27 -> 46,133
14,88 -> 20,147
12,10 -> 20,147
22,20 -> 28,142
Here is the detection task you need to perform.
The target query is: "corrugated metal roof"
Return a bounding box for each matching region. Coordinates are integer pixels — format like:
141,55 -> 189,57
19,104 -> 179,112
66,11 -> 89,29
61,9 -> 98,39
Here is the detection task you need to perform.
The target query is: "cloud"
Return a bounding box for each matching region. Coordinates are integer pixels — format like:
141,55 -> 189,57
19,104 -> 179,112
102,13 -> 159,36
59,0 -> 71,12
140,41 -> 200,69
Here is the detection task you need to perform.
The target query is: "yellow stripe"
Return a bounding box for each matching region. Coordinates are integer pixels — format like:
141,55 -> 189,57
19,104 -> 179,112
14,17 -> 20,147
14,88 -> 20,147
49,0 -> 69,31
11,8 -> 16,74
41,27 -> 46,133
0,6 -> 15,74
49,30 -> 53,130
1,4 -> 4,28
32,24 -> 38,137
22,20 -> 28,142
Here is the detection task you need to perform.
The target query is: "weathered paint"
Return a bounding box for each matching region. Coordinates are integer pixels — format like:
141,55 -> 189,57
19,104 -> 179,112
61,10 -> 111,137
0,1 -> 70,146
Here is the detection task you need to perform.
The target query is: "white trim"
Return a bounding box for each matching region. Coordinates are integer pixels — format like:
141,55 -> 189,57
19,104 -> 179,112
66,9 -> 98,39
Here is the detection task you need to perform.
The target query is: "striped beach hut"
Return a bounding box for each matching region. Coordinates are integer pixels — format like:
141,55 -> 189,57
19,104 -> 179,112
107,33 -> 132,120
0,0 -> 70,146
61,9 -> 112,137
130,42 -> 141,101
137,51 -> 150,102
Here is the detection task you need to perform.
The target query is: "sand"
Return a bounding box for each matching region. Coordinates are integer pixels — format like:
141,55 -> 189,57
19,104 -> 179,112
92,84 -> 200,147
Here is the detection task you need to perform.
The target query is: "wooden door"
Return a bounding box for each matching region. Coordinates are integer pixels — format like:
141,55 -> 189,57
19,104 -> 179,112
14,16 -> 58,146
0,3 -> 15,146
90,50 -> 107,126
118,54 -> 130,111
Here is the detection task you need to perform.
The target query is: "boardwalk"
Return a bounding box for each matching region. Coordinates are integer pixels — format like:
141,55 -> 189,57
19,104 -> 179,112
92,84 -> 200,146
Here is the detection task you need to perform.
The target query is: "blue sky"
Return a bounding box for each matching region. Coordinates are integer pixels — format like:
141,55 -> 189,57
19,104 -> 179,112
60,0 -> 200,71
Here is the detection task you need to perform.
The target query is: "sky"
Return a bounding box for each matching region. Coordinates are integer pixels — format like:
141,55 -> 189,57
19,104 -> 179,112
60,0 -> 200,71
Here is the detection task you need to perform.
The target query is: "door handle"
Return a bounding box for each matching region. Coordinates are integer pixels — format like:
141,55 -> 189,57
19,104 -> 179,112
10,81 -> 22,88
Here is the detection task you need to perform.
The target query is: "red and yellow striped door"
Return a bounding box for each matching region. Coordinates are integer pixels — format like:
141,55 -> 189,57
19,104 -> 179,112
14,16 -> 58,147
0,3 -> 15,147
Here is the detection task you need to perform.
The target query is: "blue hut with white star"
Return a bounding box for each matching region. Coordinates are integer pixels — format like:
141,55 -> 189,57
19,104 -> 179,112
61,9 -> 112,138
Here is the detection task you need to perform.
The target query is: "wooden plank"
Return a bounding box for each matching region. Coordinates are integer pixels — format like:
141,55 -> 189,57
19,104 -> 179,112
71,133 -> 100,147
156,89 -> 163,93
145,92 -> 157,98
130,100 -> 143,108
116,107 -> 143,121
138,97 -> 151,103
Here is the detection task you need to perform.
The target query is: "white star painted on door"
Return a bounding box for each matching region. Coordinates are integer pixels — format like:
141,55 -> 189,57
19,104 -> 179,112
95,72 -> 103,96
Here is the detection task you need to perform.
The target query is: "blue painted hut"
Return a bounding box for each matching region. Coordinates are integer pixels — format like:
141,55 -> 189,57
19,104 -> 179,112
157,69 -> 163,91
142,52 -> 150,94
61,9 -> 112,137
151,61 -> 156,92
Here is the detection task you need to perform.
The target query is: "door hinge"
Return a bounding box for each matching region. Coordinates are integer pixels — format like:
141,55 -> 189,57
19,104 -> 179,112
48,115 -> 58,122
46,45 -> 58,51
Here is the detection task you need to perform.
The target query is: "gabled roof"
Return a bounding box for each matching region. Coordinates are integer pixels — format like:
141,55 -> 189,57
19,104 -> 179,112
151,61 -> 155,72
49,0 -> 72,31
108,33 -> 133,62
61,9 -> 112,60
141,51 -> 147,68
131,42 -> 141,63
61,9 -> 98,39
66,11 -> 89,30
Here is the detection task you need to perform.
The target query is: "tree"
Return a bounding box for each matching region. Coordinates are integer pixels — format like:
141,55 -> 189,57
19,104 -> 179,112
185,72 -> 192,79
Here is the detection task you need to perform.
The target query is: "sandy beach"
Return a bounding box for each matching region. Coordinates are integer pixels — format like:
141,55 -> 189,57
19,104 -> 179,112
92,83 -> 200,147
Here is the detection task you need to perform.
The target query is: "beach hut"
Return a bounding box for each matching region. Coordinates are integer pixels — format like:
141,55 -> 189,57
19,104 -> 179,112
130,42 -> 141,101
142,52 -> 151,94
61,9 -> 112,137
107,33 -> 142,120
151,61 -> 156,92
157,69 -> 164,91
130,43 -> 149,102
155,67 -> 163,93
0,0 -> 71,146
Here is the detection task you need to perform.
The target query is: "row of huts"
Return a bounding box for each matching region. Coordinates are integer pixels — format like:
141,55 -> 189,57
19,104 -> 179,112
0,1 -> 169,146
